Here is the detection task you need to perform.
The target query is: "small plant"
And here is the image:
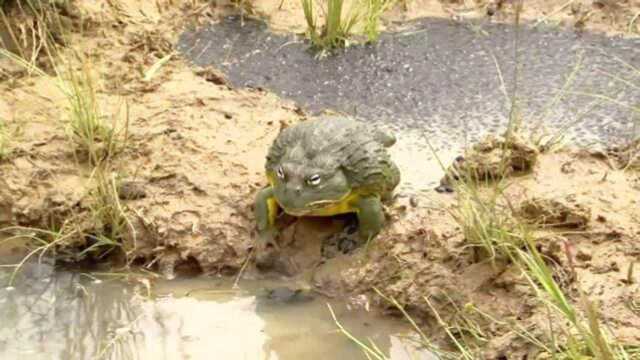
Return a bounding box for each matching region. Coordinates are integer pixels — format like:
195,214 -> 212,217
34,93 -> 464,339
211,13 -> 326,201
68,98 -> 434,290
362,0 -> 395,43
82,166 -> 135,260
62,60 -> 129,166
301,0 -> 396,52
0,48 -> 129,166
515,239 -> 634,359
302,0 -> 361,50
450,179 -> 519,263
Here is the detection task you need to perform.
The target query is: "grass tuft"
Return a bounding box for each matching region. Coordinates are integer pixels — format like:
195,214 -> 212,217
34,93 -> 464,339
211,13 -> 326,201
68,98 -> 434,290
301,0 -> 396,52
61,59 -> 129,166
514,239 -> 633,359
449,179 -> 519,264
0,2 -> 133,274
361,0 -> 395,43
0,48 -> 129,165
81,166 -> 133,260
302,0 -> 360,51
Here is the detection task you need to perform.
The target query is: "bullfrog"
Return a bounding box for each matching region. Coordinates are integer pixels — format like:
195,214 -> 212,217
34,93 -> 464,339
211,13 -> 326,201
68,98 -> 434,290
254,116 -> 400,267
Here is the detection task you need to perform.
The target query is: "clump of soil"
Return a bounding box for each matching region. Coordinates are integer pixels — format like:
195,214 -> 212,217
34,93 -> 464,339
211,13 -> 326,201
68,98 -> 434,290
608,138 -> 640,170
517,197 -> 591,229
438,133 -> 538,190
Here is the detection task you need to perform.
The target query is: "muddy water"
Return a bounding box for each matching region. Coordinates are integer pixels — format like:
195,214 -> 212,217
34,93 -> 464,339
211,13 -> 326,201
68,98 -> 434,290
179,16 -> 640,192
0,259 -> 435,360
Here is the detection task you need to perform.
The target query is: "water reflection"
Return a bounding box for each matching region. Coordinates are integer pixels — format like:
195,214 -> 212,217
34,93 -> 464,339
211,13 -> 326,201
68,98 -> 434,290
0,260 -> 435,360
0,259 -> 145,360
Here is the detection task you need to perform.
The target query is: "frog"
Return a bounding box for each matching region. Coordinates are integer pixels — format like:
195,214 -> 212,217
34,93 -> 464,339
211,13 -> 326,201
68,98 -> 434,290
254,116 -> 400,267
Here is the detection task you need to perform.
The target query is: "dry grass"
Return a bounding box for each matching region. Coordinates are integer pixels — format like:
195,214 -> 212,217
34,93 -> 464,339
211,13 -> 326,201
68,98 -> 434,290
61,59 -> 129,166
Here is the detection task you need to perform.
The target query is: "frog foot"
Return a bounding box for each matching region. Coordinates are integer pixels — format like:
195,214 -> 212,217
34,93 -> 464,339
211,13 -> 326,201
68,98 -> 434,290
322,219 -> 360,258
255,229 -> 281,270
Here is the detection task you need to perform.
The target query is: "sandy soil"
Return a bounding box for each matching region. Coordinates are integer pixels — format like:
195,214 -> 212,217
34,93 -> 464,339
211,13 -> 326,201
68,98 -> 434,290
1,0 -> 639,357
255,0 -> 640,37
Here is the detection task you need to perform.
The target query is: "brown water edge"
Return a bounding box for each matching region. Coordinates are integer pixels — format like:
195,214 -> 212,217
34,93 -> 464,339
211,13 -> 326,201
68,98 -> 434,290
0,257 -> 437,360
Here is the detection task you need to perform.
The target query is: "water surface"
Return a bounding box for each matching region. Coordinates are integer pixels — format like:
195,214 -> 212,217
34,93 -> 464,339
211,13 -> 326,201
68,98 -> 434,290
0,259 -> 435,360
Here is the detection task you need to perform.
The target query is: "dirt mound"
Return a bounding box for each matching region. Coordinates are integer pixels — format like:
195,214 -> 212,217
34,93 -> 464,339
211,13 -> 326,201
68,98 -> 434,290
608,138 -> 640,170
0,0 -> 305,274
1,66 -> 303,271
438,133 -> 538,191
517,197 -> 591,229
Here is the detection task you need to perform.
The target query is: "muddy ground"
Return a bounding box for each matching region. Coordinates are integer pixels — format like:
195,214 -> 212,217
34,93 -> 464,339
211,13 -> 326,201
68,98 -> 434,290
1,0 -> 639,358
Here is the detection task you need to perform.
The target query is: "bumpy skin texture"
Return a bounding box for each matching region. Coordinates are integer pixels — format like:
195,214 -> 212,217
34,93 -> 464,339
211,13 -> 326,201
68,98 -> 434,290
254,116 -> 400,265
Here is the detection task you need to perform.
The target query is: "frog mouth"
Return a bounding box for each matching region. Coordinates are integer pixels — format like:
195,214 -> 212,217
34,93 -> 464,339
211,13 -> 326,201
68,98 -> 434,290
283,199 -> 341,216
278,191 -> 352,216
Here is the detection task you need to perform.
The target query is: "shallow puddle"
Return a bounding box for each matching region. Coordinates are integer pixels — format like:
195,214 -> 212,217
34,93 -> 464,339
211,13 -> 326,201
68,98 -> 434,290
0,259 -> 436,360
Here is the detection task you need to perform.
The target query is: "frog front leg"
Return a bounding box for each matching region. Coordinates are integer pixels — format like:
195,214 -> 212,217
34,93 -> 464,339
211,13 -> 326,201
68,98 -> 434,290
354,195 -> 385,242
325,195 -> 386,256
254,186 -> 280,267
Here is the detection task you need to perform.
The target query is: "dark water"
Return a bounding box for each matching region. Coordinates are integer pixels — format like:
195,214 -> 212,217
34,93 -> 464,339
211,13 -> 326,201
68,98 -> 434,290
0,259 -> 435,360
178,16 -> 639,149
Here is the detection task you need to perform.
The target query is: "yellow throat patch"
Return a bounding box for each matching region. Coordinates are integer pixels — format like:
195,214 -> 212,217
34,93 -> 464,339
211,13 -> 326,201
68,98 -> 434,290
266,172 -> 361,217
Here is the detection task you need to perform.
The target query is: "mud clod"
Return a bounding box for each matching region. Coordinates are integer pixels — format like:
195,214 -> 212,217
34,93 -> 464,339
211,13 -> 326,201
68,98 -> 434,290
440,134 -> 539,189
576,248 -> 592,261
517,197 -> 591,229
195,67 -> 229,86
117,181 -> 147,200
608,139 -> 640,170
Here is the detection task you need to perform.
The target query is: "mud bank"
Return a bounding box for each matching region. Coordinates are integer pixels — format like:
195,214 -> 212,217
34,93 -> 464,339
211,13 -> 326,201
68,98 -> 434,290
341,147 -> 640,355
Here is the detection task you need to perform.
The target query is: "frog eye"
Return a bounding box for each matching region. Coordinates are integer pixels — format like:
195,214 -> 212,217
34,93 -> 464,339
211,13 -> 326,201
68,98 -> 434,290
276,166 -> 285,180
306,174 -> 321,186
